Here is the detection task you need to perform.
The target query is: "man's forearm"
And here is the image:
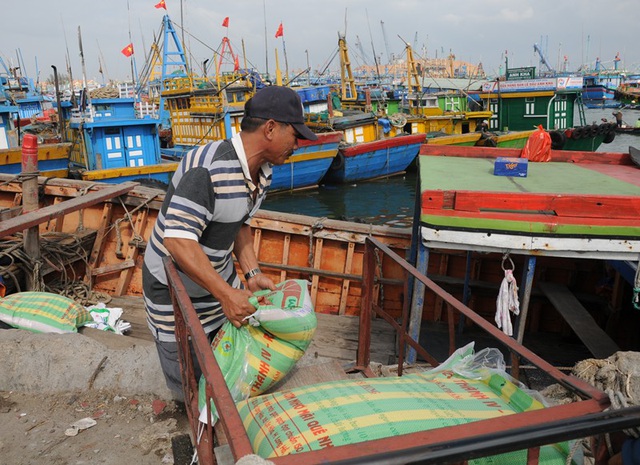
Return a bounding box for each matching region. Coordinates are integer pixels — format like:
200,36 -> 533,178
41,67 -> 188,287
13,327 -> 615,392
233,225 -> 260,275
164,237 -> 230,299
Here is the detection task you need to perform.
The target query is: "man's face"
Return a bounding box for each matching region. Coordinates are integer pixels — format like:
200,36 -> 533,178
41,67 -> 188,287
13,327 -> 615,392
268,122 -> 300,165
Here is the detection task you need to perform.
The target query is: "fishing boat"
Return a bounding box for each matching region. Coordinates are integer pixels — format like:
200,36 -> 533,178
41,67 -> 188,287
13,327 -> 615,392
299,36 -> 426,184
581,56 -> 624,109
416,143 -> 639,361
65,95 -> 177,186
150,14 -> 342,193
615,75 -> 640,108
614,125 -> 640,135
470,72 -> 618,151
1,81 -> 71,178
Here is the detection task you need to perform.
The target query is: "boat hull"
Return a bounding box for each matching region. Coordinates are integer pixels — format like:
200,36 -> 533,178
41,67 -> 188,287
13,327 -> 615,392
269,132 -> 342,191
323,133 -> 425,184
418,144 -> 640,259
0,143 -> 71,178
74,163 -> 178,186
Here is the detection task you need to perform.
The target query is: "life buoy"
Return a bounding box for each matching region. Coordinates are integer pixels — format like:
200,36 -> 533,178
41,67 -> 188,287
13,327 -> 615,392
571,127 -> 585,139
330,153 -> 345,171
603,130 -> 616,144
475,135 -> 497,147
388,113 -> 407,128
549,130 -> 567,150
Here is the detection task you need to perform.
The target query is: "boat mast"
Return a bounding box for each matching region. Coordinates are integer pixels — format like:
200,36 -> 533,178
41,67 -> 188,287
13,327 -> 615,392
77,26 -> 91,110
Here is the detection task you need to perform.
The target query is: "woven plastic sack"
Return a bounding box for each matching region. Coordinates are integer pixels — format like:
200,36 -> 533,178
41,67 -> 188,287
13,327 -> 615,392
0,292 -> 93,334
237,343 -> 576,464
521,125 -> 552,162
199,279 -> 316,424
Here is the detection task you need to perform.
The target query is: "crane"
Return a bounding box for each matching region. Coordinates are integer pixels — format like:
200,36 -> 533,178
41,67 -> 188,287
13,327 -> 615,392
380,20 -> 392,64
533,43 -> 554,74
354,35 -> 371,65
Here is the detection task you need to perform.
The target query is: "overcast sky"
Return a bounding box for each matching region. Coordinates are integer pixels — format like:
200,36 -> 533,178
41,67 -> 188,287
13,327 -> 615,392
2,0 -> 638,85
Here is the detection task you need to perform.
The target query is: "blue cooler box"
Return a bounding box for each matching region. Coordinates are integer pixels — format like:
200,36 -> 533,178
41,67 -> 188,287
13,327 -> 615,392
494,157 -> 528,177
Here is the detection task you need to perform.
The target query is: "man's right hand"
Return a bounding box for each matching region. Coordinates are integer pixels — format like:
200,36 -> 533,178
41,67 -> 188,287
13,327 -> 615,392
219,287 -> 257,328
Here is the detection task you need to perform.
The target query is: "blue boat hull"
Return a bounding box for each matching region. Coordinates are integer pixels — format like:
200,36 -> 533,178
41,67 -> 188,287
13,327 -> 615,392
322,134 -> 426,184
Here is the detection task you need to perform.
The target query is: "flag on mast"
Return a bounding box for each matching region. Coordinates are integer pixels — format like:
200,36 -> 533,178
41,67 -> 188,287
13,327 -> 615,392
222,16 -> 229,27
275,22 -> 283,38
154,0 -> 166,9
121,43 -> 134,57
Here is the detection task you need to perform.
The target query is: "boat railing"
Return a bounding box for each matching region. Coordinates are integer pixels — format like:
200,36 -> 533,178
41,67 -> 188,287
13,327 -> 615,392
164,237 -> 640,465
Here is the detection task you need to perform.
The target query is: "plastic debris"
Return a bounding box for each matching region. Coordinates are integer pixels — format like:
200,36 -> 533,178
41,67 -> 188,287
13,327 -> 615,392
64,417 -> 97,436
84,303 -> 132,334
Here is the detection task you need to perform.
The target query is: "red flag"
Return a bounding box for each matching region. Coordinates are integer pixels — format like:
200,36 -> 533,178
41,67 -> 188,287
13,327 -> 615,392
222,16 -> 229,27
121,43 -> 134,57
234,56 -> 239,72
275,22 -> 283,38
154,0 -> 166,9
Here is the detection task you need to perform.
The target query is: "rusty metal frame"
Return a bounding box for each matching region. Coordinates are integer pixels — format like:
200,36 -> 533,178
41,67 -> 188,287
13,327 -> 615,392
163,239 -> 640,465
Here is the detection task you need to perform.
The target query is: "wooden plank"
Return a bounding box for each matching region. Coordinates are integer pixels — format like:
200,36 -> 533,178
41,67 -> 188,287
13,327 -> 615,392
280,233 -> 290,283
84,203 -> 114,285
538,282 -> 619,359
0,206 -> 22,222
339,242 -> 355,315
310,238 -> 323,305
268,360 -> 351,393
114,209 -> 148,296
91,260 -> 135,276
422,190 -> 640,220
0,182 -> 137,238
45,197 -> 65,232
433,254 -> 449,321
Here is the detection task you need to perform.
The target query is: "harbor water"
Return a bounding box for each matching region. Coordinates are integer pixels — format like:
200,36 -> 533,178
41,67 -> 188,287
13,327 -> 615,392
262,107 -> 640,227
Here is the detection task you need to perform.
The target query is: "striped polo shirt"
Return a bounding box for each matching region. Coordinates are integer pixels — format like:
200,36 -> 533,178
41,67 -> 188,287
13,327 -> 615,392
142,134 -> 272,342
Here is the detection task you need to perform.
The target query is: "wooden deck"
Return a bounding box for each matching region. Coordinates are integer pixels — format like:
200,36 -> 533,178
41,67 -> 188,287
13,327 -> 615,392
106,295 -> 398,365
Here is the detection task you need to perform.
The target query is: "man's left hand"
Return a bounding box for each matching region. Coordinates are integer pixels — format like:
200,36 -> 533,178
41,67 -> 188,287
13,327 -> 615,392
247,273 -> 276,293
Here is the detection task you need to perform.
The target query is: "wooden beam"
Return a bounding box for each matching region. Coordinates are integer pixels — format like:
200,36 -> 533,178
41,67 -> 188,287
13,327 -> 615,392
539,282 -> 619,359
114,209 -> 148,296
85,203 -> 114,285
0,182 -> 137,238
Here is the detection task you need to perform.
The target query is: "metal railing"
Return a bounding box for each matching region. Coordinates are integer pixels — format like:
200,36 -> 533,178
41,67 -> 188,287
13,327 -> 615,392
164,237 -> 640,465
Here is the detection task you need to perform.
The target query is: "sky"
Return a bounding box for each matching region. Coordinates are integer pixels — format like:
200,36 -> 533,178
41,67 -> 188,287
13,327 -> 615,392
2,0 -> 639,85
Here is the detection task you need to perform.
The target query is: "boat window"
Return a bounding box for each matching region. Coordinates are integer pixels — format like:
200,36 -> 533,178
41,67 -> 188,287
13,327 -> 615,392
525,97 -> 535,115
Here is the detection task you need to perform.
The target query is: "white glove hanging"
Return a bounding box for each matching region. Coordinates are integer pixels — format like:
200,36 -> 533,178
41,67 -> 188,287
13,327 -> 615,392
495,255 -> 520,336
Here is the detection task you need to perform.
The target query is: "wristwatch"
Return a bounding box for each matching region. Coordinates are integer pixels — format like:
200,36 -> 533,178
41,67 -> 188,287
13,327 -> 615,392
244,268 -> 262,281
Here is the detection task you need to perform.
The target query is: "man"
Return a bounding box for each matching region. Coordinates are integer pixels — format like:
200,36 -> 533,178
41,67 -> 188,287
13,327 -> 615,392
613,110 -> 623,127
142,86 -> 317,399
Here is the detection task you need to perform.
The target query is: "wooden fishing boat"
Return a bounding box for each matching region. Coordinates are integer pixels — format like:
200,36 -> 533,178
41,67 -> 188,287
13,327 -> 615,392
0,98 -> 71,178
0,142 -> 71,178
471,73 -> 618,151
308,110 -> 426,184
65,96 -> 177,186
614,125 -> 640,135
424,128 -> 536,148
160,76 -> 342,192
416,143 -> 640,363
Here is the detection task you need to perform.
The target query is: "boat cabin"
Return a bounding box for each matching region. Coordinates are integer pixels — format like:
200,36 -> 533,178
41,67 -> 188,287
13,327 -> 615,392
472,74 -> 584,132
67,97 -> 169,184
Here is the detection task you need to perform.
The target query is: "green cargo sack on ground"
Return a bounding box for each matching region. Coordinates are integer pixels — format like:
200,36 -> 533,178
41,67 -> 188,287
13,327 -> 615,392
199,279 -> 316,424
0,292 -> 93,334
237,343 -> 575,464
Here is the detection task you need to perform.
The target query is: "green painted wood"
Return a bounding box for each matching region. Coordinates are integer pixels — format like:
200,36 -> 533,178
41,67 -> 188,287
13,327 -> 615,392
419,157 -> 640,196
